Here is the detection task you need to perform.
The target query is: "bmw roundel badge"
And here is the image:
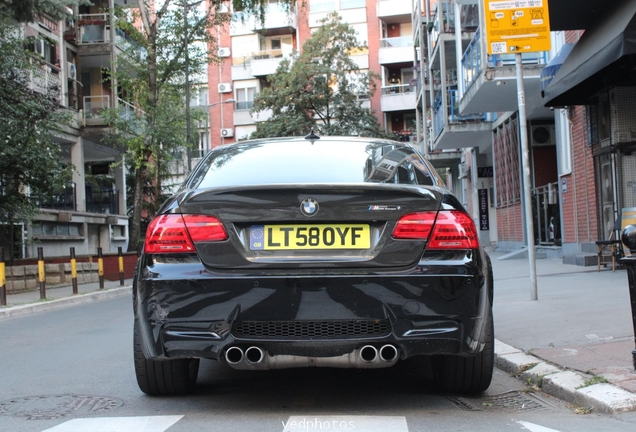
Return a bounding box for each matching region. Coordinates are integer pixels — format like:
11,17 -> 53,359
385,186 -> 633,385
300,198 -> 319,217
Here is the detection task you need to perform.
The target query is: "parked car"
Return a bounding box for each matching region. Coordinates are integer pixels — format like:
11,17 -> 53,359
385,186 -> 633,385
133,134 -> 494,395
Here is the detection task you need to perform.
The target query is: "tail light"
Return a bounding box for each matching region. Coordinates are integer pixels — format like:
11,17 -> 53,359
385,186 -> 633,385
145,214 -> 228,254
392,211 -> 479,249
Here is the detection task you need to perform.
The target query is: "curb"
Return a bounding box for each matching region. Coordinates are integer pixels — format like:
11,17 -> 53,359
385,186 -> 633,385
0,286 -> 132,320
495,339 -> 636,414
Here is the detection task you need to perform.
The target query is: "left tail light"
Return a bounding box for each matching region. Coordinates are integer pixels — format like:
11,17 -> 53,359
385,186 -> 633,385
144,214 -> 228,254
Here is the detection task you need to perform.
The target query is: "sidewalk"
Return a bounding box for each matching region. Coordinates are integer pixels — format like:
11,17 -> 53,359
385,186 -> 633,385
490,252 -> 636,413
0,278 -> 133,319
1,256 -> 636,413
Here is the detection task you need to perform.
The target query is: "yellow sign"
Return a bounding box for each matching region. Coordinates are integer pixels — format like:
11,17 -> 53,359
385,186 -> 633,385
483,0 -> 551,55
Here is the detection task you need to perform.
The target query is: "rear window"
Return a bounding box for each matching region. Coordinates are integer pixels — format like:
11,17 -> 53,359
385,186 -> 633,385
186,139 -> 438,189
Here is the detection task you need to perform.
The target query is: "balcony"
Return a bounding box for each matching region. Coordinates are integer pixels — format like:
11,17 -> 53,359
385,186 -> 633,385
459,28 -> 549,117
28,64 -> 62,102
252,3 -> 297,35
378,37 -> 414,64
86,185 -> 119,215
377,0 -> 411,21
36,184 -> 119,215
431,88 -> 494,151
35,183 -> 77,211
250,49 -> 292,77
77,13 -> 111,44
429,1 -> 456,53
83,95 -> 110,125
380,84 -> 417,111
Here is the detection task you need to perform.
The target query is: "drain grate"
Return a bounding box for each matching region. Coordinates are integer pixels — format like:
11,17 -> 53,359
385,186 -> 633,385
447,391 -> 551,412
0,394 -> 124,420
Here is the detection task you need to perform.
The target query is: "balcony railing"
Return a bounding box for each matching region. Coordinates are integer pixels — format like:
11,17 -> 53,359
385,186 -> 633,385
379,37 -> 414,48
34,183 -> 77,211
29,64 -> 62,101
430,1 -> 455,51
251,49 -> 288,60
432,88 -> 496,138
381,84 -> 415,95
235,100 -> 254,111
83,95 -> 110,123
78,13 -> 110,44
86,185 -> 119,215
462,28 -> 548,92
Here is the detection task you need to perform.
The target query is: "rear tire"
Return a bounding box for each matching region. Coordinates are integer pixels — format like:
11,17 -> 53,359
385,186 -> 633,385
431,312 -> 494,394
133,321 -> 199,395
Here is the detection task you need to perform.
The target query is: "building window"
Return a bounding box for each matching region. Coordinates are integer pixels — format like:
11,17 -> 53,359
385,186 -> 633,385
236,87 -> 256,110
310,0 -> 336,12
340,0 -> 365,9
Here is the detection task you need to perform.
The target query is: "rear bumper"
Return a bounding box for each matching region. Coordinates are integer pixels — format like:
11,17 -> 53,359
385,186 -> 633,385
134,253 -> 492,364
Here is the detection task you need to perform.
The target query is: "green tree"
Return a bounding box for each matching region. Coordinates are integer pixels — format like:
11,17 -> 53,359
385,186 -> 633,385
250,12 -> 388,139
0,9 -> 74,260
0,0 -> 88,22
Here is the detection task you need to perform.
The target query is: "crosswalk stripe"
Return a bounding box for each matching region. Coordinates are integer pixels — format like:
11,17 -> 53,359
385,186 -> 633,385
517,420 -> 563,432
281,416 -> 408,432
41,415 -> 184,432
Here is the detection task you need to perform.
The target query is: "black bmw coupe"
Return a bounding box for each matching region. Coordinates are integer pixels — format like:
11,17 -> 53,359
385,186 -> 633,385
133,134 -> 494,395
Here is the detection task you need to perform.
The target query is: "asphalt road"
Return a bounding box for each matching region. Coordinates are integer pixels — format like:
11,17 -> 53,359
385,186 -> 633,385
1,296 -> 636,432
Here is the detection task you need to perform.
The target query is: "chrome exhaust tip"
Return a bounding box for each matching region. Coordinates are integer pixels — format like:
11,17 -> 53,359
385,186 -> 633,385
225,346 -> 244,365
245,346 -> 265,364
360,345 -> 378,363
379,344 -> 399,362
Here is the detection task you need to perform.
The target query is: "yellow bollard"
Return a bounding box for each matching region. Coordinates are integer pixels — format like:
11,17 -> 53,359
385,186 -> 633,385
0,247 -> 6,306
70,247 -> 78,294
37,247 -> 46,299
118,247 -> 125,286
98,247 -> 104,289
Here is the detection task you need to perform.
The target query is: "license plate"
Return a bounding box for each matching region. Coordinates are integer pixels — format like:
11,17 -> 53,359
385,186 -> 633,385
249,224 -> 370,250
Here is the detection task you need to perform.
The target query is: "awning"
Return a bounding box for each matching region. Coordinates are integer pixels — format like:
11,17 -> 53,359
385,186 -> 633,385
540,43 -> 575,95
543,0 -> 636,107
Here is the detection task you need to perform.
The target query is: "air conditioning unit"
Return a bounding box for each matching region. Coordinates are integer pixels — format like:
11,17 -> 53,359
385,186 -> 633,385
458,162 -> 470,179
34,38 -> 45,57
221,128 -> 234,138
67,61 -> 77,80
104,26 -> 111,42
218,83 -> 232,93
218,47 -> 230,57
530,125 -> 556,146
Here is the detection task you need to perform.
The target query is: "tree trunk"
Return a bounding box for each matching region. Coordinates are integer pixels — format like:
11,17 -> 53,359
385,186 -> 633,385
128,164 -> 147,252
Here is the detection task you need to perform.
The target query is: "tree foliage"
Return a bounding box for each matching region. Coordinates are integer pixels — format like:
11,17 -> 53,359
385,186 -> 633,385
0,0 -> 88,22
0,11 -> 72,248
250,12 -> 389,139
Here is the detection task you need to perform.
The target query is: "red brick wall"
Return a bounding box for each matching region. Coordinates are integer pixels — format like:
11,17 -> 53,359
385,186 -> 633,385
561,105 -> 598,243
496,204 -> 524,242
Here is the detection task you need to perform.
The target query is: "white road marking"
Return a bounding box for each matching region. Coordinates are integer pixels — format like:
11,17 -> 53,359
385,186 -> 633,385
517,420 -> 563,432
42,415 -> 183,432
281,416 -> 408,432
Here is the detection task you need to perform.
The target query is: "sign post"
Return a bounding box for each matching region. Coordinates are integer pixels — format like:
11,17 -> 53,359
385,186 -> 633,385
483,0 -> 551,300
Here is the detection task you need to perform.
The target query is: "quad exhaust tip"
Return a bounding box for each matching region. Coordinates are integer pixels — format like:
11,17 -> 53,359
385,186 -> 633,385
360,345 -> 378,362
245,346 -> 265,364
379,344 -> 398,362
225,346 -> 244,364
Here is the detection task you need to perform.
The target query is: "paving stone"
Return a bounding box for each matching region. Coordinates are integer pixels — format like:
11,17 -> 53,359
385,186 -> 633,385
578,383 -> 636,414
520,362 -> 562,386
495,351 -> 540,375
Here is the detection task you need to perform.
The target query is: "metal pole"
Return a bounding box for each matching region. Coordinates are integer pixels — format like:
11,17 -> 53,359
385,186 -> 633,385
118,247 -> 125,286
184,0 -> 192,172
97,247 -> 104,290
516,53 -> 538,300
620,225 -> 636,370
70,247 -> 78,295
0,247 -> 6,306
37,247 -> 46,300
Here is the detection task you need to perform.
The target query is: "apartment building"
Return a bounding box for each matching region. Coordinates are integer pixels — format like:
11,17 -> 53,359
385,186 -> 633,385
10,0 -> 134,258
197,0 -> 419,168
414,0 -> 636,263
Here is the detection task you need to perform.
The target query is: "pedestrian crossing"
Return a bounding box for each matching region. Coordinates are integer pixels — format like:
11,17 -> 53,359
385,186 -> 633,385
40,415 -> 564,432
